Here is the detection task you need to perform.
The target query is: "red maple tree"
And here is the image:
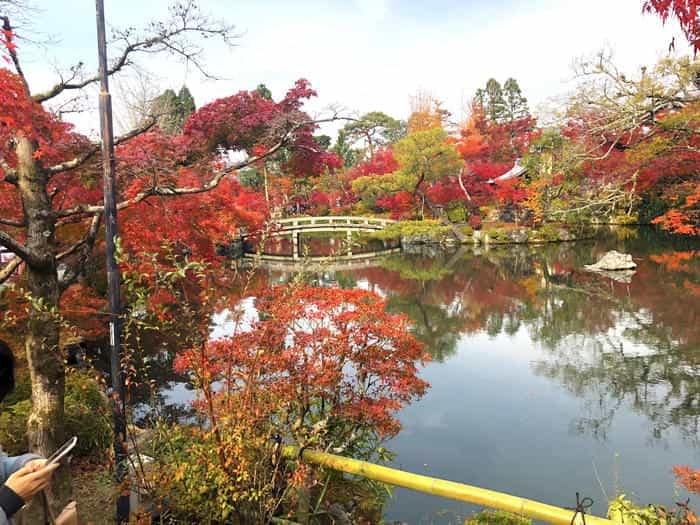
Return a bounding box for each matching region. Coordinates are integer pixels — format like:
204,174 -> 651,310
0,3 -> 341,454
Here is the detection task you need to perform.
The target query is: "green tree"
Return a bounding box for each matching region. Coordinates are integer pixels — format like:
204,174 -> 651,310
314,134 -> 332,149
332,130 -> 360,167
177,85 -> 196,124
255,83 -> 272,100
342,111 -> 404,158
152,88 -> 180,134
503,78 -> 529,122
151,85 -> 197,134
392,127 -> 463,197
352,128 -> 463,219
484,78 -> 506,123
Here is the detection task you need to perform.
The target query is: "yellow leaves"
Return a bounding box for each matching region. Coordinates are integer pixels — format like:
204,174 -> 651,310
392,128 -> 463,184
407,90 -> 449,133
625,136 -> 674,165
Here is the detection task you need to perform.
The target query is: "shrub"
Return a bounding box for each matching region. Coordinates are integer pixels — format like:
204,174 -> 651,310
535,224 -> 560,242
0,370 -> 112,458
146,423 -> 283,524
485,229 -> 507,241
612,212 -> 639,225
446,205 -> 468,223
607,494 -> 697,525
370,220 -> 450,242
460,225 -> 474,237
143,282 -> 429,524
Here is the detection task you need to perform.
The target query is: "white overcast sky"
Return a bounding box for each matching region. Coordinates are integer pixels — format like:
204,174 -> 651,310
14,0 -> 691,137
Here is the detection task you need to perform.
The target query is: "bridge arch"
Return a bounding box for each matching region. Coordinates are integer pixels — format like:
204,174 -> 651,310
244,216 -> 396,260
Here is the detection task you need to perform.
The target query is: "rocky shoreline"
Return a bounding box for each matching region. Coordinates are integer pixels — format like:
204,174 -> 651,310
400,223 -> 598,249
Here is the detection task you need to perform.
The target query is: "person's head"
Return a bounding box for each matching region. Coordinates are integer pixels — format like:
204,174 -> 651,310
0,339 -> 15,403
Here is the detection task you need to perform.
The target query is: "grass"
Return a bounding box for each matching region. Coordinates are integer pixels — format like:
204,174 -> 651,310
71,462 -> 118,524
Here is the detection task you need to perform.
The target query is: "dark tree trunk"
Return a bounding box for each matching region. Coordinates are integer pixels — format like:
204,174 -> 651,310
15,135 -> 65,457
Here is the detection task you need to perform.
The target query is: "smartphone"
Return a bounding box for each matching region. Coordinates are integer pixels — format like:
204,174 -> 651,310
44,436 -> 78,467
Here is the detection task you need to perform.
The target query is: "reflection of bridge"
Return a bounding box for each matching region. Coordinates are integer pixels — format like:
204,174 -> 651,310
243,248 -> 401,271
244,216 -> 396,259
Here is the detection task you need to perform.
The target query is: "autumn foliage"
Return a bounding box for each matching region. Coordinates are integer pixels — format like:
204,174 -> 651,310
643,0 -> 700,52
174,284 -> 429,442
135,267 -> 429,522
674,466 -> 700,496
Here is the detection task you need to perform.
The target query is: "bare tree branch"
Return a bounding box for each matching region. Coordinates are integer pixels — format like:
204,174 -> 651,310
0,230 -> 34,263
0,256 -> 21,285
33,0 -> 237,104
58,214 -> 102,291
56,116 -> 342,218
0,217 -> 25,227
47,117 -> 157,175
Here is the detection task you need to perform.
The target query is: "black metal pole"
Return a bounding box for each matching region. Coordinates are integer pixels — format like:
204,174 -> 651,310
95,0 -> 129,522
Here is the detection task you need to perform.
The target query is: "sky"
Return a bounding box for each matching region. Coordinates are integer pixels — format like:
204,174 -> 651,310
12,0 -> 691,137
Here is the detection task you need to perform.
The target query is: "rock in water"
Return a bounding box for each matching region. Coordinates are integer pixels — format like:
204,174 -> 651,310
584,250 -> 637,271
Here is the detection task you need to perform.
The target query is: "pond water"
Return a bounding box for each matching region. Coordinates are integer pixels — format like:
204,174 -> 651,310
261,227 -> 700,523
149,227 -> 700,523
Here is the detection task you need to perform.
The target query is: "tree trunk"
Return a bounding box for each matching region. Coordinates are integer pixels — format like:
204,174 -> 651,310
15,135 -> 65,457
417,188 -> 468,243
263,163 -> 270,206
457,168 -> 473,202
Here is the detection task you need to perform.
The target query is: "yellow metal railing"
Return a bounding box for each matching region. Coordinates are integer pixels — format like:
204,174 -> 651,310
282,446 -> 618,525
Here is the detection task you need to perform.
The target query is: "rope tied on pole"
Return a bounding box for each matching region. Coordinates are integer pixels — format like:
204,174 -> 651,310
567,492 -> 594,525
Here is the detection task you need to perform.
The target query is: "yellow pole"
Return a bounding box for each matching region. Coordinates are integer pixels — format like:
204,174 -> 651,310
282,446 -> 618,525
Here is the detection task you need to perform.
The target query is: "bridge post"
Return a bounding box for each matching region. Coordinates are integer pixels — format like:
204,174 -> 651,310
346,230 -> 352,257
292,231 -> 300,260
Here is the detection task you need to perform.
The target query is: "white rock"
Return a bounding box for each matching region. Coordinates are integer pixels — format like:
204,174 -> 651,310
584,250 -> 637,271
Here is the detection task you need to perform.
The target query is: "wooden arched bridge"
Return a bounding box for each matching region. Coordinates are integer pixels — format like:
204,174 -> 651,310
242,216 -> 396,260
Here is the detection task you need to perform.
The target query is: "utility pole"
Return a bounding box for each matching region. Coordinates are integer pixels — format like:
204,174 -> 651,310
95,0 -> 129,522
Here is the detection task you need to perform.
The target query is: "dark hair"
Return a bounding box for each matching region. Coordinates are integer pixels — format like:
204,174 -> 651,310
0,339 -> 15,403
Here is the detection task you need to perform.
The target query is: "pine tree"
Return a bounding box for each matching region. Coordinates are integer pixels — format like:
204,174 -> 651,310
177,85 -> 196,126
485,79 -> 506,123
503,78 -> 529,123
150,86 -> 196,135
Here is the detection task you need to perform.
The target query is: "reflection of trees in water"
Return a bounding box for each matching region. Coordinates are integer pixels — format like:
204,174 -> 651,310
520,238 -> 700,446
375,249 -> 472,361
348,230 -> 700,447
386,293 -> 463,362
532,330 -> 700,447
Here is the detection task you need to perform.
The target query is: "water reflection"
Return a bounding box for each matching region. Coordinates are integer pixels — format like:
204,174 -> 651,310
335,229 -> 699,522
262,230 -> 700,450
123,227 -> 700,522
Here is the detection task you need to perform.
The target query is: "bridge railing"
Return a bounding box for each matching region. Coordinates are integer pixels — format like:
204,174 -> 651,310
270,216 -> 395,230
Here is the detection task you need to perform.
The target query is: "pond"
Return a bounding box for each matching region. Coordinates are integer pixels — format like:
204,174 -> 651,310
150,227 -> 700,523
260,227 -> 700,523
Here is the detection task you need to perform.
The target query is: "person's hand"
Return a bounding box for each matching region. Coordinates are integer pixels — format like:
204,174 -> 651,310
4,460 -> 60,502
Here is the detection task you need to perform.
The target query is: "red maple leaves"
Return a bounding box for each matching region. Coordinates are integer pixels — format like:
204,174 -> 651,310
174,285 -> 430,440
644,0 -> 700,52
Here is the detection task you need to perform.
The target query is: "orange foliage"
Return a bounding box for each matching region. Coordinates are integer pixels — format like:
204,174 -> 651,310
407,90 -> 449,132
674,465 -> 700,496
652,188 -> 700,236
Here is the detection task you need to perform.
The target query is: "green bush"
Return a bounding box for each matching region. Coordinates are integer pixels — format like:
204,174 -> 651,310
485,228 -> 507,241
446,205 -> 468,223
611,212 -> 639,225
607,495 -> 678,525
638,193 -> 670,224
460,225 -> 474,237
370,220 -> 450,242
534,224 -> 560,242
0,371 -> 112,458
